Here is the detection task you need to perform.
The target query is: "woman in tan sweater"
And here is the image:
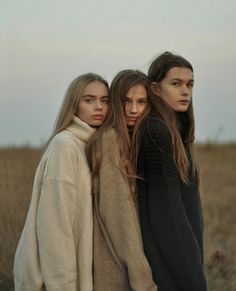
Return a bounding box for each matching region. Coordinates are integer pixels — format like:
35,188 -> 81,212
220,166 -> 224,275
14,73 -> 109,291
86,70 -> 157,291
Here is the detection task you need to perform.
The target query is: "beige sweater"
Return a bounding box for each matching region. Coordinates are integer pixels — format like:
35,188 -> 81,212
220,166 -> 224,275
14,116 -> 95,291
93,129 -> 157,291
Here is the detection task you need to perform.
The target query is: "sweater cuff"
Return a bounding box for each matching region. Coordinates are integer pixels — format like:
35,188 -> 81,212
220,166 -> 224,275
14,279 -> 77,291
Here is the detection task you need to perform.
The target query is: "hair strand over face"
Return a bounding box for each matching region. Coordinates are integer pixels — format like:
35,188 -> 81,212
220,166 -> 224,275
86,69 -> 151,197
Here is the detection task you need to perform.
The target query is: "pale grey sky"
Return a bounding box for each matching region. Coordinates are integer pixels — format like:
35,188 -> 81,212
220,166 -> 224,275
1,0 -> 236,146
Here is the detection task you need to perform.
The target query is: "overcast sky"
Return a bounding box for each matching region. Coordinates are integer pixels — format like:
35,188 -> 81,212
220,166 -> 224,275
1,0 -> 236,146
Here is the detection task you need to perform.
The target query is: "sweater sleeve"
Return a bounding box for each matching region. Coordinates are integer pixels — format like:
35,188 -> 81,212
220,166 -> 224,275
140,119 -> 207,291
97,130 -> 157,291
36,137 -> 78,291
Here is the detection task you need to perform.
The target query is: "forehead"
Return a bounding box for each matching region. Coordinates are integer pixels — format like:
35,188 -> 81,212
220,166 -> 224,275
126,84 -> 147,97
165,67 -> 193,81
83,81 -> 108,95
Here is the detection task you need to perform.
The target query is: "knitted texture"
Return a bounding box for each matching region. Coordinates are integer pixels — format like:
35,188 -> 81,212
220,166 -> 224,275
93,129 -> 157,291
137,116 -> 208,291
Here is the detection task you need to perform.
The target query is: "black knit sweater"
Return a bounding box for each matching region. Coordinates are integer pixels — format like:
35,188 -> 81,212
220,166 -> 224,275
137,115 -> 208,291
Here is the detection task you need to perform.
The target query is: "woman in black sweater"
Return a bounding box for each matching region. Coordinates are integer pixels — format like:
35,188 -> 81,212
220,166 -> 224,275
135,52 -> 208,291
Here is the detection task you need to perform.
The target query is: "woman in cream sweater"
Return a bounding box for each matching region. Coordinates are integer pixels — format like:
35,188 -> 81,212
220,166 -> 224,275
14,73 -> 109,291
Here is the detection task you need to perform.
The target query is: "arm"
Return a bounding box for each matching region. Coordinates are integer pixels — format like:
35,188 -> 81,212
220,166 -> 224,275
36,136 -> 78,291
141,119 -> 207,291
97,130 -> 157,291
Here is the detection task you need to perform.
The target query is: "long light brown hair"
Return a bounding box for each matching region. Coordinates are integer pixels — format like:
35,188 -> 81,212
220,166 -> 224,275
147,51 -> 198,183
43,73 -> 108,151
86,69 -> 151,195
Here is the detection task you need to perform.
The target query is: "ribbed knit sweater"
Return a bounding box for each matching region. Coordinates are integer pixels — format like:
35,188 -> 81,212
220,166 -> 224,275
137,115 -> 208,291
93,129 -> 157,291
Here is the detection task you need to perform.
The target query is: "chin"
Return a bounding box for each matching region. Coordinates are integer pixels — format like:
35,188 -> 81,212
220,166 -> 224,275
127,123 -> 136,127
89,122 -> 103,127
176,107 -> 188,112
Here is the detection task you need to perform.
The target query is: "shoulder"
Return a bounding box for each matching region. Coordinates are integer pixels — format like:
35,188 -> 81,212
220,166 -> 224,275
101,128 -> 118,143
100,128 -> 119,152
46,131 -> 80,160
142,117 -> 169,134
41,131 -> 85,181
140,117 -> 172,147
53,130 -> 77,145
98,129 -> 121,168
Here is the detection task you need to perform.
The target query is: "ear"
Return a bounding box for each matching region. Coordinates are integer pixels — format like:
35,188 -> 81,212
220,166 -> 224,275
151,82 -> 160,96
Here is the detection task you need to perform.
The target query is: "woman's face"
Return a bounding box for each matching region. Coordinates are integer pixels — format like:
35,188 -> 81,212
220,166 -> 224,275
154,67 -> 194,112
76,81 -> 109,127
124,84 -> 148,127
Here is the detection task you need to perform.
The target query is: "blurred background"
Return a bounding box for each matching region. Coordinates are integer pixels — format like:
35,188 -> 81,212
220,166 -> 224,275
1,0 -> 236,146
1,0 -> 236,290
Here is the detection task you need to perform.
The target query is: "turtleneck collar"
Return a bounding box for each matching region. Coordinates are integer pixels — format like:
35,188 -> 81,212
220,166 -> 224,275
66,115 -> 96,143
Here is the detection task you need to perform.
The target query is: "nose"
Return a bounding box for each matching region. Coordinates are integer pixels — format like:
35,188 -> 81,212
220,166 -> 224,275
128,102 -> 138,114
94,100 -> 103,110
181,84 -> 190,96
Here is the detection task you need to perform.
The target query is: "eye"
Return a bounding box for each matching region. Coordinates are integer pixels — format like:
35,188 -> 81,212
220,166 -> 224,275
125,97 -> 132,104
138,99 -> 147,104
102,98 -> 109,104
84,98 -> 93,103
187,82 -> 194,88
172,81 -> 180,87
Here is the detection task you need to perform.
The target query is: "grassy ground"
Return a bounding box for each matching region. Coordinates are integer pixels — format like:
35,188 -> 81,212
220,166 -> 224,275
0,144 -> 236,290
196,144 -> 236,291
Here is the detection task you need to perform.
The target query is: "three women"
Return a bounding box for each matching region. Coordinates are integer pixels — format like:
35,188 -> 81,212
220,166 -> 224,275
14,52 -> 207,291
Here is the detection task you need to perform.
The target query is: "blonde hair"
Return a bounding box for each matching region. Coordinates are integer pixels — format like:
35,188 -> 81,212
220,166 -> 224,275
43,73 -> 108,149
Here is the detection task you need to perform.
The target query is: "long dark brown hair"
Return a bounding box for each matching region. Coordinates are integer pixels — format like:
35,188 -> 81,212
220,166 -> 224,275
86,69 -> 151,195
147,51 -> 198,183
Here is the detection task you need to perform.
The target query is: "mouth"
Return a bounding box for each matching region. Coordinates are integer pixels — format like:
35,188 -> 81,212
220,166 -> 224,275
179,100 -> 190,105
93,115 -> 104,120
126,117 -> 138,122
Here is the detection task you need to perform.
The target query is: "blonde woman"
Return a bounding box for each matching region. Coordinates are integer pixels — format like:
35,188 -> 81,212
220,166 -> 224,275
14,73 -> 109,291
86,70 -> 157,291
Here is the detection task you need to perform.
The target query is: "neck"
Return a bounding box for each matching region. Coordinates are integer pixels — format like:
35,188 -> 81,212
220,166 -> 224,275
175,111 -> 189,138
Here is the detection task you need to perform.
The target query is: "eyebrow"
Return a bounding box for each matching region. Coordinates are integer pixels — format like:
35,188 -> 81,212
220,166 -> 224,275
170,78 -> 194,82
82,95 -> 109,98
125,96 -> 147,100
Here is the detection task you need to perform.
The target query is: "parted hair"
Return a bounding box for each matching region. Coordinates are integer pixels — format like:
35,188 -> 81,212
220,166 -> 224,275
147,51 -> 198,183
43,73 -> 108,151
86,69 -> 151,195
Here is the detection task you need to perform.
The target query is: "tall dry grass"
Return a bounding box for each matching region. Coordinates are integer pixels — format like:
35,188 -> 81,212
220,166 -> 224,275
0,147 -> 41,290
0,144 -> 236,290
197,144 -> 236,291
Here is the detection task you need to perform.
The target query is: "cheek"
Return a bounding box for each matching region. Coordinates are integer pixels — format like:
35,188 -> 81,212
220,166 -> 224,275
124,104 -> 129,115
103,105 -> 109,116
139,104 -> 147,114
161,89 -> 176,102
77,103 -> 92,117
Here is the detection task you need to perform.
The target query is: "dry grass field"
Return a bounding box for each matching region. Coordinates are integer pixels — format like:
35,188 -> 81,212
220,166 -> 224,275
0,144 -> 236,290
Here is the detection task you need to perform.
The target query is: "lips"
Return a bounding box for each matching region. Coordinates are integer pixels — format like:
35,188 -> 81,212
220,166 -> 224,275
93,115 -> 104,120
179,100 -> 189,105
126,117 -> 138,121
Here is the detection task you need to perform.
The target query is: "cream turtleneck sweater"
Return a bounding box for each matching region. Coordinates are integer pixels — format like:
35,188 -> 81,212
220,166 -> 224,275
14,116 -> 95,291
